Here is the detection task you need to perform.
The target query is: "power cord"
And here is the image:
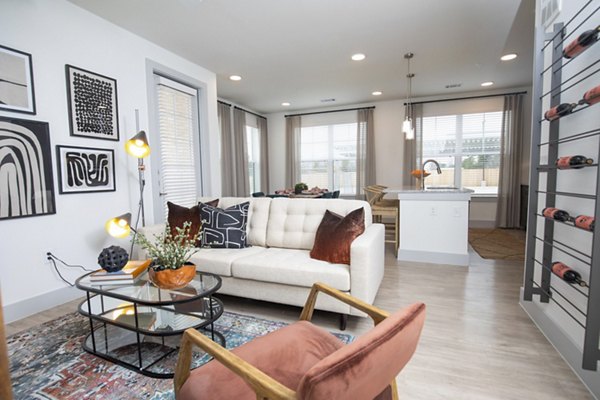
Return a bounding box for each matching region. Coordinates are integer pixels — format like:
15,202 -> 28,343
47,252 -> 95,286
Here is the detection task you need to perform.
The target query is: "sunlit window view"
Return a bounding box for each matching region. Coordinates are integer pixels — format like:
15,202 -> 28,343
299,123 -> 357,195
246,126 -> 261,193
422,111 -> 502,195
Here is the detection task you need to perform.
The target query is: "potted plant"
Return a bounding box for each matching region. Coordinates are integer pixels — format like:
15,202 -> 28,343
294,182 -> 308,194
134,221 -> 199,290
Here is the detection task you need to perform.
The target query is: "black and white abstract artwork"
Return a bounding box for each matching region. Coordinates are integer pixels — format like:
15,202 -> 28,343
66,65 -> 119,141
0,117 -> 55,220
56,145 -> 115,194
0,45 -> 36,114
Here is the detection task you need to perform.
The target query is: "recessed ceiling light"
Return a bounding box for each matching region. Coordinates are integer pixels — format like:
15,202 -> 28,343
481,81 -> 494,87
281,102 -> 290,106
229,75 -> 242,81
501,53 -> 518,61
372,91 -> 382,96
351,53 -> 366,61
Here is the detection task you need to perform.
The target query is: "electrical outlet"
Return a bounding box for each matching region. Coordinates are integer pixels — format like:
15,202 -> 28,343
44,250 -> 54,264
430,207 -> 437,216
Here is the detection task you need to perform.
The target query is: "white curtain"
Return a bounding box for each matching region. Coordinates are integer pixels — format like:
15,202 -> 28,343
218,102 -> 235,196
233,108 -> 250,196
257,116 -> 270,193
496,94 -> 524,228
285,115 -> 301,187
402,103 -> 423,186
357,108 -> 376,196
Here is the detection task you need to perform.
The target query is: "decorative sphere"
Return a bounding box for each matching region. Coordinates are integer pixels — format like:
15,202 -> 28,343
97,245 -> 129,272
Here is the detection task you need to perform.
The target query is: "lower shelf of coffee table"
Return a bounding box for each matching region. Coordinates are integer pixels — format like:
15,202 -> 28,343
83,322 -> 225,379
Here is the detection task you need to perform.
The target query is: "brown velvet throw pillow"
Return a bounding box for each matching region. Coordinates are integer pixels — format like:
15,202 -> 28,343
310,207 -> 365,265
167,200 -> 218,247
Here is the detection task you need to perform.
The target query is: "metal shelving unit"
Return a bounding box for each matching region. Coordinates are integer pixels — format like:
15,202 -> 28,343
523,1 -> 600,372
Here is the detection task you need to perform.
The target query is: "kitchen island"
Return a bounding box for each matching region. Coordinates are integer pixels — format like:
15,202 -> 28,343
385,187 -> 474,266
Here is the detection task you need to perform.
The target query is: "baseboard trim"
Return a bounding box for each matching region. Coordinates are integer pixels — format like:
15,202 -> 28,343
397,249 -> 469,266
4,286 -> 81,324
520,288 -> 599,399
468,220 -> 496,228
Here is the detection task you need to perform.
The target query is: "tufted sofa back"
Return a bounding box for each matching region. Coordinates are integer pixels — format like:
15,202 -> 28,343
198,197 -> 371,250
265,198 -> 371,250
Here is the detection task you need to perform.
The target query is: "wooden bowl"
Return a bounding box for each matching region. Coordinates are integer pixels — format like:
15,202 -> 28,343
148,263 -> 196,290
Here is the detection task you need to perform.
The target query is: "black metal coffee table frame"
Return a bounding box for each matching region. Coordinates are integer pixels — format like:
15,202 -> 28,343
75,271 -> 224,379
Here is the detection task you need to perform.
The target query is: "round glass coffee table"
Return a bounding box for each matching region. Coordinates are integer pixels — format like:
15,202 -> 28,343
75,269 -> 224,378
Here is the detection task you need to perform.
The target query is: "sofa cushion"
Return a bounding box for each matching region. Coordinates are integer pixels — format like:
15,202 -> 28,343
310,207 -> 365,265
198,197 -> 271,247
199,202 -> 249,248
266,198 -> 372,250
167,200 -> 218,246
188,246 -> 267,277
231,248 -> 350,291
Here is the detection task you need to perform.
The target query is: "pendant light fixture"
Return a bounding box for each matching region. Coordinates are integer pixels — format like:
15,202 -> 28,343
403,52 -> 415,140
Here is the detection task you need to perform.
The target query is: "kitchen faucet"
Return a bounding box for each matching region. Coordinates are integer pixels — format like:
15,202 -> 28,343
421,159 -> 442,190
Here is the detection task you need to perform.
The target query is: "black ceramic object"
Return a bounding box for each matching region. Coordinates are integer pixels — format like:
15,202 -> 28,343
97,245 -> 129,272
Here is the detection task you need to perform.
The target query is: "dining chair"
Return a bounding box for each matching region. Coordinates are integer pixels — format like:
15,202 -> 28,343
252,192 -> 265,197
364,186 -> 399,256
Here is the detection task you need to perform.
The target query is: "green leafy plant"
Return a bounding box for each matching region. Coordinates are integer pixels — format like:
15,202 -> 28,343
294,182 -> 308,193
134,221 -> 200,271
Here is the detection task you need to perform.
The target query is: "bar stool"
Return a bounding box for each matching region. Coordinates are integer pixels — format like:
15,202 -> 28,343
364,186 -> 399,256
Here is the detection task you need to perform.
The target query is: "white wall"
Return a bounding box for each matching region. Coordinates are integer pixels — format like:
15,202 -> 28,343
266,88 -> 532,226
521,0 -> 600,396
0,0 -> 219,321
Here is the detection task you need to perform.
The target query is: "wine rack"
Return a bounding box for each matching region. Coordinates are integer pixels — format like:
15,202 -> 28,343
523,0 -> 600,378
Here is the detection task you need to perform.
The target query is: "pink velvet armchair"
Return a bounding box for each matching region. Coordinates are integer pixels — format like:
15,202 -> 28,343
174,282 -> 426,400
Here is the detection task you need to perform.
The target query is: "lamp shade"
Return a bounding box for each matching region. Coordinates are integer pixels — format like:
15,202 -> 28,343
105,213 -> 132,238
125,130 -> 150,158
402,118 -> 414,140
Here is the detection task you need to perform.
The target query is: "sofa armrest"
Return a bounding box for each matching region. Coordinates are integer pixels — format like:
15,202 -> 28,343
133,223 -> 166,259
349,223 -> 385,308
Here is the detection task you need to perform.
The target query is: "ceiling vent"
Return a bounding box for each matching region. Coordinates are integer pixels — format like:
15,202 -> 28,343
445,83 -> 462,89
320,98 -> 336,103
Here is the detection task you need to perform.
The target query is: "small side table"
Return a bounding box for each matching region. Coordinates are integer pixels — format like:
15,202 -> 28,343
75,270 -> 224,378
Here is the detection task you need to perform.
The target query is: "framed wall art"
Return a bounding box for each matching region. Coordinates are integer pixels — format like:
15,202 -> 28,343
0,116 -> 55,220
56,145 -> 116,194
0,45 -> 36,114
65,65 -> 119,141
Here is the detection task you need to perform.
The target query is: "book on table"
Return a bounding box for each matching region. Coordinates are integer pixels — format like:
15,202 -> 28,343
90,259 -> 152,284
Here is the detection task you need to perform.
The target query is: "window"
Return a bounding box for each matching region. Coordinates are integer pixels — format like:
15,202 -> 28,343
299,112 -> 358,195
154,76 -> 201,218
422,106 -> 502,195
246,125 -> 261,193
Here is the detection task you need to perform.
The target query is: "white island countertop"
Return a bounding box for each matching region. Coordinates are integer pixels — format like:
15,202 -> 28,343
385,186 -> 474,201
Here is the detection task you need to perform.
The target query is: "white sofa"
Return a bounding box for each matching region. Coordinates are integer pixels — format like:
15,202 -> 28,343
137,197 -> 385,321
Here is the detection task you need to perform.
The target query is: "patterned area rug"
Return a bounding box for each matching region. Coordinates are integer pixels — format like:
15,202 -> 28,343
8,310 -> 353,399
468,228 -> 526,261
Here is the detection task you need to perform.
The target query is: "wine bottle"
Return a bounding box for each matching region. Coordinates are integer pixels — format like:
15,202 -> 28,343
556,155 -> 594,169
544,103 -> 577,121
563,26 -> 600,59
581,84 -> 600,106
551,262 -> 588,287
574,215 -> 595,231
542,207 -> 571,222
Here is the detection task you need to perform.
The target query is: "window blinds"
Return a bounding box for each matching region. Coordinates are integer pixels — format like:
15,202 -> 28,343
156,78 -> 198,218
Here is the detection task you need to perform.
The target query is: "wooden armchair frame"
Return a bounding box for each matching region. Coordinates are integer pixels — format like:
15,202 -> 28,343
174,282 -> 398,400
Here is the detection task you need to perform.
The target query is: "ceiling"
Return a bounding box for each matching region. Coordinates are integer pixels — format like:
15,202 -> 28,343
67,0 -> 535,114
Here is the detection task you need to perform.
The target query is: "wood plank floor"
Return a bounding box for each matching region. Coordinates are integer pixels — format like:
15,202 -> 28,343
6,246 -> 593,399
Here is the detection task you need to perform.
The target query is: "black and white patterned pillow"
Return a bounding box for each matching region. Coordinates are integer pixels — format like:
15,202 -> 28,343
199,202 -> 249,248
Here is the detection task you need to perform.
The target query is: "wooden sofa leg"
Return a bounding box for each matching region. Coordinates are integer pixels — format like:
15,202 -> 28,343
339,314 -> 348,331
